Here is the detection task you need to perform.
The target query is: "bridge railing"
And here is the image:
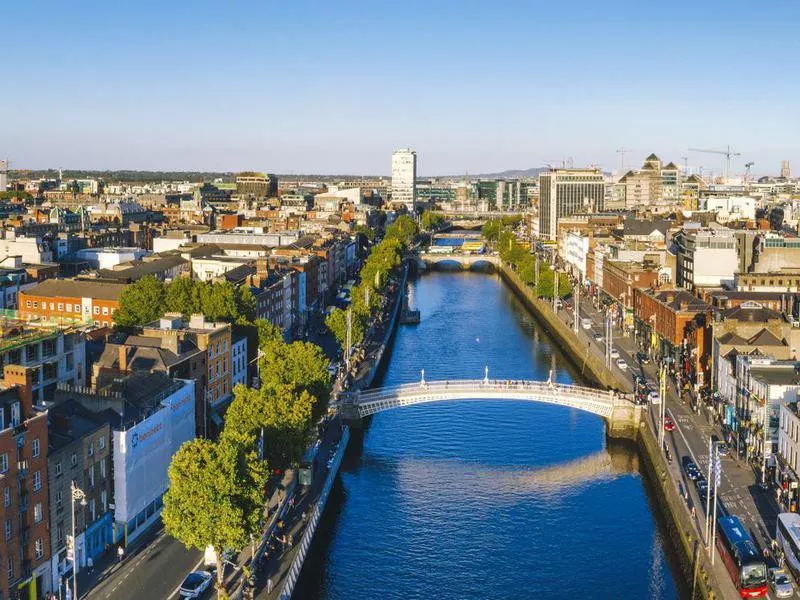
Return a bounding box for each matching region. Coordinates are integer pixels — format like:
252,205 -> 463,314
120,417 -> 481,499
359,379 -> 615,405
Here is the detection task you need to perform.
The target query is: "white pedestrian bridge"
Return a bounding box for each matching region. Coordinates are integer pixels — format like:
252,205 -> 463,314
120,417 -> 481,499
339,377 -> 641,439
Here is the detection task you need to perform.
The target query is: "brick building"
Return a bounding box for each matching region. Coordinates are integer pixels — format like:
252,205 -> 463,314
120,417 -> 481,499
19,280 -> 127,328
0,365 -> 51,599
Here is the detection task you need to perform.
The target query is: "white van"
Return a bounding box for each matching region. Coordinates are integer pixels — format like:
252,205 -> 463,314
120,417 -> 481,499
581,318 -> 592,330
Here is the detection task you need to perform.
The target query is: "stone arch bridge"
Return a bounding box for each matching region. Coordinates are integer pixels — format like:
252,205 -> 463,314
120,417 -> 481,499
418,252 -> 500,270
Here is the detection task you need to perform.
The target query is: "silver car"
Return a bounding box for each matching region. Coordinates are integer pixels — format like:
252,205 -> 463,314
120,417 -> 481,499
769,568 -> 794,598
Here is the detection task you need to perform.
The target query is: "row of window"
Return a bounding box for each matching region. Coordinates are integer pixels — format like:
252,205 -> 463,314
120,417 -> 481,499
25,299 -> 117,316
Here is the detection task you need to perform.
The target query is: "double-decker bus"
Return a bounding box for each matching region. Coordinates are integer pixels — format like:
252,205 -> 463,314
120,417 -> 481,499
716,515 -> 768,597
777,512 -> 800,578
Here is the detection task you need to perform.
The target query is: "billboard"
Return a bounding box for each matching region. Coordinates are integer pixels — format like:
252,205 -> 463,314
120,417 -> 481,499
113,380 -> 195,524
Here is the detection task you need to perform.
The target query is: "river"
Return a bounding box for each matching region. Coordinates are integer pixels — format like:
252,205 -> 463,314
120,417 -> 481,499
295,271 -> 685,599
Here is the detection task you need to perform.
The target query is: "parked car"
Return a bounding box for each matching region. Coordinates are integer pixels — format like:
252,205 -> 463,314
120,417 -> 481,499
769,568 -> 794,598
663,416 -> 676,432
615,358 -> 628,371
180,571 -> 213,598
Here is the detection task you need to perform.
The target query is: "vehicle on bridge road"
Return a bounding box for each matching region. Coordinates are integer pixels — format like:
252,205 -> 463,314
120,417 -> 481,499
663,416 -> 676,432
615,358 -> 628,371
682,457 -> 700,481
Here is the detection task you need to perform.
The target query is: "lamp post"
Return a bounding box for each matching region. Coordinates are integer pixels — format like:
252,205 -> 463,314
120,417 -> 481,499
70,481 -> 86,600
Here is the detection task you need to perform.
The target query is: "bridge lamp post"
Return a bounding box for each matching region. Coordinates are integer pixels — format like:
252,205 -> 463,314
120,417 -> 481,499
70,481 -> 87,600
704,440 -> 724,551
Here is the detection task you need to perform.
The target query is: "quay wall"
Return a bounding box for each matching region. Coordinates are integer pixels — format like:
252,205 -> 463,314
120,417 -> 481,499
497,260 -> 720,599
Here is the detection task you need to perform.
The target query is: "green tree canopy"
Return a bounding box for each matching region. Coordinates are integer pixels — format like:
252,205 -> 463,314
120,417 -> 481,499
385,215 -> 419,246
482,219 -> 502,242
163,437 -> 266,594
325,307 -> 365,350
353,224 -> 376,242
259,339 -> 331,416
113,276 -> 166,327
223,384 -> 314,468
421,211 -> 445,232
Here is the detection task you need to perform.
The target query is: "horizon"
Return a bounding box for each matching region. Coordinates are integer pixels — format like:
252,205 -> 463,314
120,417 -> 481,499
4,0 -> 800,178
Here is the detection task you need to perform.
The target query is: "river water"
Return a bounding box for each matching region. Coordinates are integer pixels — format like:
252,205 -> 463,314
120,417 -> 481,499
296,271 -> 684,599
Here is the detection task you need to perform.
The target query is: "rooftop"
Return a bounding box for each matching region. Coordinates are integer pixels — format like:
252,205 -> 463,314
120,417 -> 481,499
22,278 -> 128,301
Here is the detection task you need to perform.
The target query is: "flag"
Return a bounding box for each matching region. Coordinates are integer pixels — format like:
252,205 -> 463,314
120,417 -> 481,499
714,453 -> 722,487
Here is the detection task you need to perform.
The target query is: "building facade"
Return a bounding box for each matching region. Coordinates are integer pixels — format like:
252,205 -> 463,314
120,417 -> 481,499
391,149 -> 417,212
538,168 -> 605,241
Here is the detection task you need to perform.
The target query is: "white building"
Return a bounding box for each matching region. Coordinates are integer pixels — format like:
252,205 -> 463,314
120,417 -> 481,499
153,233 -> 192,253
113,378 -> 195,543
191,256 -> 252,281
0,232 -> 53,264
538,169 -> 605,241
231,335 -> 248,389
75,247 -> 149,270
391,148 -> 417,212
675,226 -> 738,290
703,196 -> 757,223
560,231 -> 590,281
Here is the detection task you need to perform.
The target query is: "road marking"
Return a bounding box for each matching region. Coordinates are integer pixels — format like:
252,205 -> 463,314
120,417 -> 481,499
167,556 -> 205,600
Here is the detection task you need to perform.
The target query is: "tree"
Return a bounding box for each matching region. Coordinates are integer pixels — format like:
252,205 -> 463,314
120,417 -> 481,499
165,277 -> 201,317
223,384 -> 314,469
326,307 -> 365,350
235,285 -> 257,324
200,281 -> 240,322
536,264 -> 572,299
482,219 -> 502,243
421,211 -> 445,232
385,215 -> 418,247
259,340 -> 331,416
163,437 -> 266,596
113,276 -> 166,327
256,319 -> 283,350
353,224 -> 376,242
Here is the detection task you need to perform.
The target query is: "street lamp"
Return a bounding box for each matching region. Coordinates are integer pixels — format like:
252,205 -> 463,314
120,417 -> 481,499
704,442 -> 723,564
70,481 -> 87,600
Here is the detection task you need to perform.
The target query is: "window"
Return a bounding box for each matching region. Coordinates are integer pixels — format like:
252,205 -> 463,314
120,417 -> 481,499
88,443 -> 94,457
55,490 -> 62,507
65,304 -> 72,312
56,524 -> 63,544
4,520 -> 11,540
34,502 -> 42,523
32,438 -> 40,458
0,453 -> 7,473
26,300 -> 31,308
33,301 -> 38,309
99,436 -> 105,451
88,466 -> 94,489
100,459 -> 106,480
6,556 -> 12,579
3,487 -> 9,507
10,402 -> 20,427
93,306 -> 99,315
71,453 -> 77,466
102,307 -> 108,315
32,470 -> 41,492
101,489 -> 107,512
75,304 -> 80,312
35,538 -> 43,559
89,498 -> 96,522
57,303 -> 63,311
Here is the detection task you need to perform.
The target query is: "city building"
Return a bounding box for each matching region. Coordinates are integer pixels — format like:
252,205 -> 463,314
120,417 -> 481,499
231,334 -> 248,389
777,401 -> 800,511
0,365 -> 51,599
19,279 -> 126,328
74,247 -> 148,270
235,172 -> 277,198
55,373 -> 195,546
673,226 -> 738,290
538,168 -> 604,241
46,400 -> 113,591
391,148 -> 417,212
141,315 -> 231,434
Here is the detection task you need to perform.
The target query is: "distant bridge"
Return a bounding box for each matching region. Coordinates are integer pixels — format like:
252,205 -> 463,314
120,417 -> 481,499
418,252 -> 500,269
339,377 -> 640,439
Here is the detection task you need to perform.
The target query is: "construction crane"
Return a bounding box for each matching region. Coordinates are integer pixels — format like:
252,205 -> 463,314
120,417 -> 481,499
744,162 -> 755,182
688,146 -> 741,181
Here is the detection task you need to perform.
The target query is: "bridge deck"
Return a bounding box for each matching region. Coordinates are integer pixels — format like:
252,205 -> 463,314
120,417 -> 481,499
350,379 -> 622,419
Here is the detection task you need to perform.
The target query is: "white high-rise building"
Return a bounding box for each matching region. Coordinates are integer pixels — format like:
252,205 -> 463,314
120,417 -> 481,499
391,148 -> 417,212
0,160 -> 7,192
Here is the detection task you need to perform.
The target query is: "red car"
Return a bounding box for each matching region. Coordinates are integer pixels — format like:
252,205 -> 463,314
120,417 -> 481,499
663,416 -> 676,432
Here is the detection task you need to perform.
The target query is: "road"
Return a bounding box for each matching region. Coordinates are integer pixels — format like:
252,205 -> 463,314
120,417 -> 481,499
84,527 -> 204,600
560,294 -> 795,599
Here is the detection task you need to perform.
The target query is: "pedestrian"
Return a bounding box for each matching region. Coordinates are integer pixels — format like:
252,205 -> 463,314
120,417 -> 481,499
117,545 -> 124,563
302,511 -> 307,523
267,577 -> 274,593
87,556 -> 94,574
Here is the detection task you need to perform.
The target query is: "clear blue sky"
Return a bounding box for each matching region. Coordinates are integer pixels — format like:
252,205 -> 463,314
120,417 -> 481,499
4,0 -> 800,176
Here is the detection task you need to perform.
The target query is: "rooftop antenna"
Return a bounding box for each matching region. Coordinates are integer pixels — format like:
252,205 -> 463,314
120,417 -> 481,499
681,156 -> 689,175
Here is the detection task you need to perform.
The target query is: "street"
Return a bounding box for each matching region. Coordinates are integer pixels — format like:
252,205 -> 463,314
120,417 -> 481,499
560,293 -> 796,599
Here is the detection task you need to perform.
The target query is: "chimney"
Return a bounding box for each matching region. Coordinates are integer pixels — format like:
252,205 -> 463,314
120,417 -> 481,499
161,330 -> 179,354
189,314 -> 205,329
118,345 -> 129,372
4,365 -> 33,414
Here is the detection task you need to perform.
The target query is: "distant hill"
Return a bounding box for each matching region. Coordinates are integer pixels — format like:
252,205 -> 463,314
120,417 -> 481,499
437,167 -> 549,179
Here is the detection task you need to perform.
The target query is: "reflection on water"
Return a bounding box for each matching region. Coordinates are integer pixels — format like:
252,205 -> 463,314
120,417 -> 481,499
295,272 -> 682,600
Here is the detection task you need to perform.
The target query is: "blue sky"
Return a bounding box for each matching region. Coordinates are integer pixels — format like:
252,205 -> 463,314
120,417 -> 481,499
4,0 -> 800,176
